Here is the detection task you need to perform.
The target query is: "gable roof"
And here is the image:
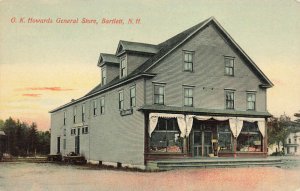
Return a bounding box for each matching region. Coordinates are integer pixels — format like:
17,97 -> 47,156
116,40 -> 159,55
98,53 -> 119,67
50,17 -> 273,113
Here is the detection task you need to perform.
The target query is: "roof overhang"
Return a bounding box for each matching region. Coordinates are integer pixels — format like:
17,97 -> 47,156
49,73 -> 156,113
138,105 -> 272,118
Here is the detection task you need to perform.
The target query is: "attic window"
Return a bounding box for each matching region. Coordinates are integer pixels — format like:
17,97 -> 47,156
120,56 -> 127,78
183,51 -> 193,72
224,57 -> 234,76
101,67 -> 106,85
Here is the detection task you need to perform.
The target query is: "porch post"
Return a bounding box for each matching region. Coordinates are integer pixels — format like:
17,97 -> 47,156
233,137 -> 237,158
263,118 -> 268,157
183,137 -> 187,154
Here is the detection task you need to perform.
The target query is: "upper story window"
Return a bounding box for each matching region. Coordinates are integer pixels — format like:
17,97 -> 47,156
63,111 -> 66,125
130,86 -> 136,107
154,84 -> 165,105
183,51 -> 193,72
118,90 -> 124,110
73,106 -> 77,124
183,87 -> 193,107
224,57 -> 234,76
100,97 -> 105,114
120,57 -> 127,78
93,100 -> 97,116
101,68 -> 106,85
225,90 -> 235,109
247,92 -> 256,110
82,104 -> 85,122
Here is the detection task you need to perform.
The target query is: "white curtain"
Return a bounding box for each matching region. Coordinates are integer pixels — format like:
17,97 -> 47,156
148,113 -> 186,137
177,116 -> 186,138
257,120 -> 266,137
148,114 -> 159,137
186,115 -> 195,137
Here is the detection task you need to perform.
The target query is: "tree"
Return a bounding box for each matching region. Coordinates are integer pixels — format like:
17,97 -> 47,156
267,114 -> 291,153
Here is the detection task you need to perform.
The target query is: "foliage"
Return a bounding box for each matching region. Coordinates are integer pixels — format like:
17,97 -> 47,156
0,117 -> 50,156
268,113 -> 300,151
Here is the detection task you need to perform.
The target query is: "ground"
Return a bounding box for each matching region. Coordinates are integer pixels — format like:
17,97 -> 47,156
0,162 -> 300,191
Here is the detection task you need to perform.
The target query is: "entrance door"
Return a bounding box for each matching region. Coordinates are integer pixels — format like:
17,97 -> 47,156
193,131 -> 212,157
57,137 -> 61,154
75,128 -> 80,155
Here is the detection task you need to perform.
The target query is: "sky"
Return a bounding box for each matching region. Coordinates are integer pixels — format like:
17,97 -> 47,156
0,0 -> 299,131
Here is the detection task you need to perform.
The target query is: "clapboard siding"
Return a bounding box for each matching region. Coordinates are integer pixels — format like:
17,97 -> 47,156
50,79 -> 145,165
104,64 -> 119,84
146,24 -> 266,112
127,54 -> 151,75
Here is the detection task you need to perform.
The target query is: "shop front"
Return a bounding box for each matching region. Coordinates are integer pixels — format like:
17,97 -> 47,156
145,113 -> 267,161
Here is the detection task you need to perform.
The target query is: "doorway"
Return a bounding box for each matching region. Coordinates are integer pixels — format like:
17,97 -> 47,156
57,137 -> 61,154
75,128 -> 80,155
192,131 -> 212,157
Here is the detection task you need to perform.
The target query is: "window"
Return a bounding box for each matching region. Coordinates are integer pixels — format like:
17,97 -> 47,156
150,118 -> 182,153
247,93 -> 256,110
63,111 -> 66,125
225,91 -> 234,109
218,122 -> 232,152
82,126 -> 89,134
225,57 -> 234,76
100,97 -> 105,114
71,128 -> 76,135
288,138 -> 291,144
73,106 -> 77,124
184,87 -> 193,106
101,68 -> 106,85
63,128 -> 66,136
183,51 -> 193,71
63,139 -> 66,150
130,86 -> 136,107
118,91 -> 124,110
154,84 -> 165,105
120,57 -> 127,78
82,104 -> 85,122
237,122 -> 262,152
93,100 -> 97,116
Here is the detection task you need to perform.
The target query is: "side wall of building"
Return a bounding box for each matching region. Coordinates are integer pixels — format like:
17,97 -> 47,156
145,24 -> 267,112
50,79 -> 145,165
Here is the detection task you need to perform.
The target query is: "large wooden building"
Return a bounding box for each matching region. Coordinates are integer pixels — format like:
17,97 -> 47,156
50,17 -> 273,169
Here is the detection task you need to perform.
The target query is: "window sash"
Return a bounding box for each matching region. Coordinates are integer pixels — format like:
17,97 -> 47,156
184,88 -> 193,106
100,97 -> 105,114
130,86 -> 136,107
119,91 -> 124,110
120,58 -> 127,77
183,52 -> 193,71
225,91 -> 234,109
247,93 -> 256,110
154,85 -> 164,105
225,57 -> 234,76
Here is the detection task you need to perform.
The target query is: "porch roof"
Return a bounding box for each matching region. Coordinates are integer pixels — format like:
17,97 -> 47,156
138,105 -> 272,118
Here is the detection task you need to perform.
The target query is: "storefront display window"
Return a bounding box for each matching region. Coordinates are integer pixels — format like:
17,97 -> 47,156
237,121 -> 262,152
217,122 -> 232,152
150,118 -> 182,153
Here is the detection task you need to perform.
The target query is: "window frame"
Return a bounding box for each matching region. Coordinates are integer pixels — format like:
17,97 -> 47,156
73,106 -> 77,124
63,111 -> 66,125
93,99 -> 97,116
246,92 -> 256,111
130,85 -> 136,108
225,90 -> 235,110
183,86 -> 194,107
101,67 -> 106,85
183,51 -> 194,72
224,56 -> 234,76
100,96 -> 105,114
153,84 -> 165,105
82,104 -> 85,122
120,56 -> 127,78
118,90 -> 124,110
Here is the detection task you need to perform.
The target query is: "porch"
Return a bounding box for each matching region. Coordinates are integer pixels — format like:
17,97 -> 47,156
143,110 -> 269,163
146,157 -> 283,170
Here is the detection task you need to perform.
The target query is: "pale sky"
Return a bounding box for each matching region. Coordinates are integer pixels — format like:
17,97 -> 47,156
0,0 -> 299,131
